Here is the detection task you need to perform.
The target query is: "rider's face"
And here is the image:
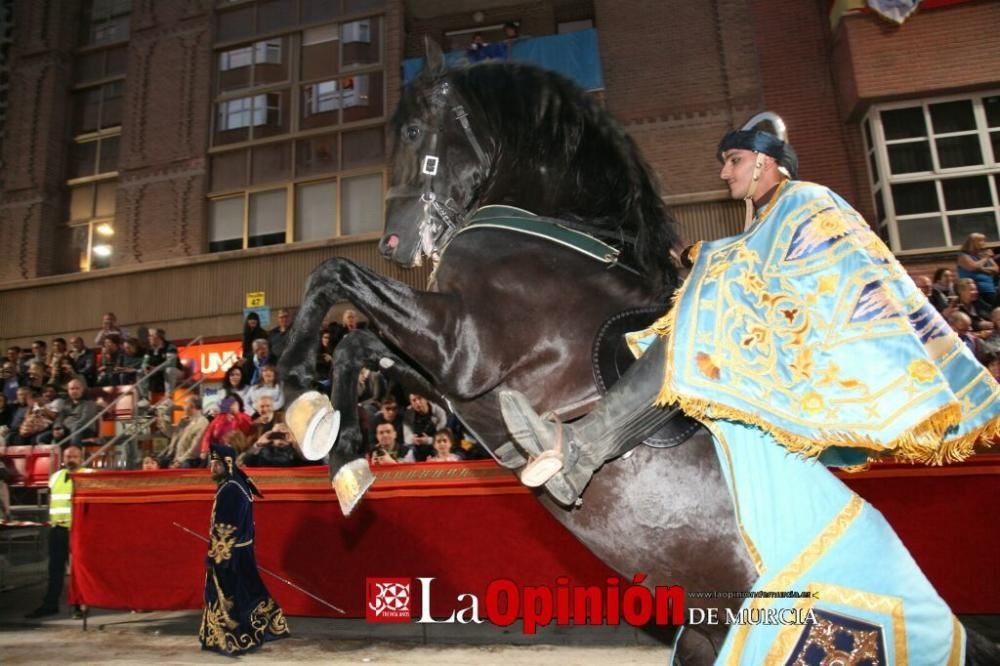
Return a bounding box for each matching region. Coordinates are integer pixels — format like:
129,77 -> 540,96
719,149 -> 758,200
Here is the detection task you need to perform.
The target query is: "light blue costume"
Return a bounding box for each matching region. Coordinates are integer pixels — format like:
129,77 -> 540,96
629,180 -> 998,664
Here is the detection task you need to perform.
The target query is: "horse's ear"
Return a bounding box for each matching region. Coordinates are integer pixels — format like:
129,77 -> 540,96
424,36 -> 446,76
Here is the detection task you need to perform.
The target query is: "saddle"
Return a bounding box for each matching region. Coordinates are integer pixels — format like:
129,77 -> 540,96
591,306 -> 703,448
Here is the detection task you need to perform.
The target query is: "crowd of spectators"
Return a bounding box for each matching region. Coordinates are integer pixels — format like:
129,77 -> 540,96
0,304 -> 486,479
917,234 -> 1000,382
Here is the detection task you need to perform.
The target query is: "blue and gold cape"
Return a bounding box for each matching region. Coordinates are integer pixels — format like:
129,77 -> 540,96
641,180 -> 1000,466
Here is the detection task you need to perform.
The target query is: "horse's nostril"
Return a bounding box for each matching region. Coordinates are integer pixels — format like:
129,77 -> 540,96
386,235 -> 399,249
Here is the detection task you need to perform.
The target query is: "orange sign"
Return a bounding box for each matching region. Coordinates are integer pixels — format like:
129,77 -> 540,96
177,340 -> 242,381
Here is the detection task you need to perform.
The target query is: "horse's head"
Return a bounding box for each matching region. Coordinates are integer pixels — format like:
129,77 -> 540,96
379,39 -> 491,267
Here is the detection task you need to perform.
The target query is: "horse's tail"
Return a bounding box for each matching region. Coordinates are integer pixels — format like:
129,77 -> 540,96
964,625 -> 1000,665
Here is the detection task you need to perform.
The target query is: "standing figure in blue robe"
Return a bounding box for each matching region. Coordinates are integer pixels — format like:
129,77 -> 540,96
199,442 -> 289,655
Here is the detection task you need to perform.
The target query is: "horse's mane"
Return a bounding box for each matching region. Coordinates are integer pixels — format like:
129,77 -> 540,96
396,61 -> 681,297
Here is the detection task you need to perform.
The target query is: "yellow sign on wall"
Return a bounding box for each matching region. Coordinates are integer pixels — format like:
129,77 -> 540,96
246,291 -> 266,308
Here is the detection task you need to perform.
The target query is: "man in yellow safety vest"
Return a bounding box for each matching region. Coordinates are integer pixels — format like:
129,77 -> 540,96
25,443 -> 85,619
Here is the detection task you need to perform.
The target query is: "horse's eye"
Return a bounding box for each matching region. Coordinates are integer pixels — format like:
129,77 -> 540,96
403,125 -> 421,142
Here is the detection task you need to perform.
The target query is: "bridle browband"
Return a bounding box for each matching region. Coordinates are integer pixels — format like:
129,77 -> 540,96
385,80 -> 491,265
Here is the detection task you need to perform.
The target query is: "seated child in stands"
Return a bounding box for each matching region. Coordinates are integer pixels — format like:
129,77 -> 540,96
427,428 -> 462,463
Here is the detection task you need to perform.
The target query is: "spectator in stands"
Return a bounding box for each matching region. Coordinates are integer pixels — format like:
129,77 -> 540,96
141,455 -> 159,471
48,338 -> 68,369
2,361 -> 19,402
930,268 -> 957,312
242,423 -> 306,467
980,351 -> 1000,382
0,393 -> 15,429
402,393 -> 448,461
222,429 -> 251,458
30,340 -> 47,367
357,366 -> 391,421
946,310 -> 979,357
427,428 -> 463,462
46,378 -> 99,448
954,278 -> 993,332
268,308 -> 293,362
12,389 -> 53,445
466,32 -> 494,62
250,394 -> 278,437
25,361 -> 47,392
141,328 -> 181,402
199,394 -> 255,462
331,308 -> 364,348
368,398 -> 404,447
158,396 -> 210,468
913,275 -> 933,301
67,336 -> 97,387
96,335 -> 123,386
241,312 -> 268,362
978,307 -> 1000,360
8,387 -> 33,441
223,364 -> 251,407
957,233 -> 998,307
39,384 -> 65,417
117,337 -> 145,385
370,422 -> 414,465
245,365 -> 284,415
95,312 -> 129,346
246,339 -> 275,386
49,357 -> 77,392
315,329 -> 335,391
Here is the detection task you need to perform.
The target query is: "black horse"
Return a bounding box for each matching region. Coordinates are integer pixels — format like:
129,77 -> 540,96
277,44 -> 998,664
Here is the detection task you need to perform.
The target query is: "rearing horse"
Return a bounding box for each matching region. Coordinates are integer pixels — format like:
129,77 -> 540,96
277,44 -> 998,664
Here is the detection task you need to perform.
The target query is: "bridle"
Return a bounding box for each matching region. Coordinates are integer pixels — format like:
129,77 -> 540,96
385,80 -> 491,265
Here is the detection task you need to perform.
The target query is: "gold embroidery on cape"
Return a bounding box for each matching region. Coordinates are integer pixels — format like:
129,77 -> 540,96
764,582 -> 908,665
208,523 -> 237,564
199,577 -> 289,654
647,183 -> 1000,465
724,496 -> 864,665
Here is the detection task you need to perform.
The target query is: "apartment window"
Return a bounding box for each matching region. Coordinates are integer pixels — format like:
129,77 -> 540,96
69,135 -> 120,178
209,170 -> 384,250
217,38 -> 289,93
209,8 -> 386,251
73,81 -> 124,134
75,45 -> 128,83
82,0 -> 130,46
864,93 -> 1000,253
215,91 -> 288,143
216,0 -> 296,42
68,183 -> 117,271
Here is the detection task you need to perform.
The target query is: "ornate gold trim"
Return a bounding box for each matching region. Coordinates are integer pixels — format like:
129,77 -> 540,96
724,496 -> 863,664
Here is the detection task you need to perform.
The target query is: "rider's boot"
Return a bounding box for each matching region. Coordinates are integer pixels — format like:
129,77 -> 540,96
499,335 -> 676,507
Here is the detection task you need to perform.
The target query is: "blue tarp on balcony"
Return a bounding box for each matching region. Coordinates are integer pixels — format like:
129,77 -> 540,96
402,28 -> 604,91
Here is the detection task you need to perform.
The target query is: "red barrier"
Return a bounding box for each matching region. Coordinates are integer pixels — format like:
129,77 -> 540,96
69,456 -> 1000,616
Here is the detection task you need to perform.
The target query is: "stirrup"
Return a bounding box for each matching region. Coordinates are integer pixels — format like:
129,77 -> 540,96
519,417 -> 565,487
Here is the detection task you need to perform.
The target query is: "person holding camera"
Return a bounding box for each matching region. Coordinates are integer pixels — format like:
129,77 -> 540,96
241,422 -> 306,468
369,422 -> 415,465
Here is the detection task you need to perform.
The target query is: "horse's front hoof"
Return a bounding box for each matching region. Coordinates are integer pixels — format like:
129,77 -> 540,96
285,391 -> 341,460
332,458 -> 376,516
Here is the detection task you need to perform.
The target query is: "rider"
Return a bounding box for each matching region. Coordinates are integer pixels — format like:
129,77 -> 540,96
500,112 -> 1000,508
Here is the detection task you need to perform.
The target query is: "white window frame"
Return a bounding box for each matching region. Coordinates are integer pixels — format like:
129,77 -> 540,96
864,90 -> 1000,255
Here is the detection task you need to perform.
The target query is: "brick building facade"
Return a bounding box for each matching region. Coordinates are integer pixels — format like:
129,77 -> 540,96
0,0 -> 997,347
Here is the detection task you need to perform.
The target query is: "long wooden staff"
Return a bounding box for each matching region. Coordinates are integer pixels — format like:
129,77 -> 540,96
173,521 -> 346,615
